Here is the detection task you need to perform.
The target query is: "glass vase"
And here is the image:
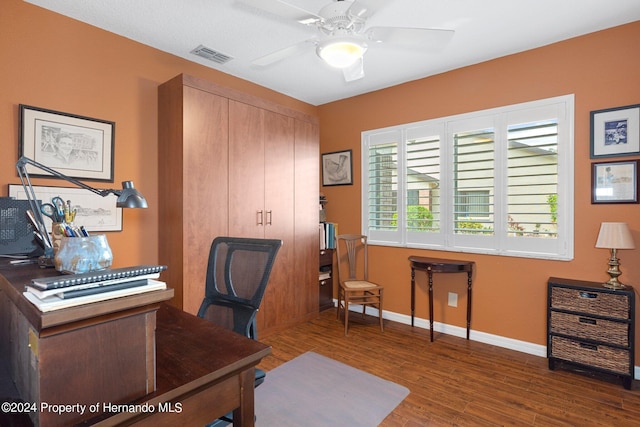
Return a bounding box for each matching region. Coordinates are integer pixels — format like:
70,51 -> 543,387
54,234 -> 113,274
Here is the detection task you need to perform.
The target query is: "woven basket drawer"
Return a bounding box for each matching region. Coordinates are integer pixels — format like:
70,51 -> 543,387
550,287 -> 630,319
550,311 -> 629,346
550,336 -> 630,374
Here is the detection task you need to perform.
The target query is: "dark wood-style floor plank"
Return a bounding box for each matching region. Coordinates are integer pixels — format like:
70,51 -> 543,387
258,310 -> 640,426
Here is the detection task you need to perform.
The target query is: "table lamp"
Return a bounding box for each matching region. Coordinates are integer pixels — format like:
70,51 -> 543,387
16,156 -> 147,266
595,222 -> 635,289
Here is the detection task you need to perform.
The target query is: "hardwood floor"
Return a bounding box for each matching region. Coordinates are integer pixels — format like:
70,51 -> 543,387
257,309 -> 640,426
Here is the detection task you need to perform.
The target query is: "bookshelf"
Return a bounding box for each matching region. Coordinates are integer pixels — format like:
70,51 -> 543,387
319,193 -> 335,311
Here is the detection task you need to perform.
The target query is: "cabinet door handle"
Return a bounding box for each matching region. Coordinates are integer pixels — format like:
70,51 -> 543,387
579,342 -> 598,351
579,317 -> 597,325
579,292 -> 598,299
266,210 -> 272,225
257,210 -> 263,225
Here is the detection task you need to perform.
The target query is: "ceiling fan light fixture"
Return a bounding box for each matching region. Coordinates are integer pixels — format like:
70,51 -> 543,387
316,37 -> 367,68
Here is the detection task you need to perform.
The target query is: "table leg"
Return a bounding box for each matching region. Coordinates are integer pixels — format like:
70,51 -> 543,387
428,270 -> 434,342
466,271 -> 472,340
410,267 -> 416,327
233,367 -> 255,426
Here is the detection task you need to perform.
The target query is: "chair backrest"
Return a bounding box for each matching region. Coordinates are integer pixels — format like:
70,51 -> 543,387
335,234 -> 368,283
197,236 -> 282,339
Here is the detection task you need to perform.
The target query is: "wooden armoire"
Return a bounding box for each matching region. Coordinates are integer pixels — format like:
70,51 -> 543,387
158,73 -> 319,336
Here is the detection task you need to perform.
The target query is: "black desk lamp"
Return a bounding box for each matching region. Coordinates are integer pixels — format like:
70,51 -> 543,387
16,156 -> 147,265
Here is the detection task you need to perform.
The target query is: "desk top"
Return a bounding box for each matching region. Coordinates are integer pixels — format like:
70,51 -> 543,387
83,303 -> 272,426
0,261 -> 174,330
408,256 -> 474,272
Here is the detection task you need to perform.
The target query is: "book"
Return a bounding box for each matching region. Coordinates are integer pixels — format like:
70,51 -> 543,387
25,278 -> 155,300
319,224 -> 326,250
25,273 -> 161,299
321,222 -> 337,249
29,265 -> 167,290
23,279 -> 167,312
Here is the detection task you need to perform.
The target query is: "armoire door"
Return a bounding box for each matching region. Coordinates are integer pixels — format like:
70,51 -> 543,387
293,119 -> 320,319
158,81 -> 229,314
228,100 -> 296,334
228,100 -> 265,237
262,110 -> 295,331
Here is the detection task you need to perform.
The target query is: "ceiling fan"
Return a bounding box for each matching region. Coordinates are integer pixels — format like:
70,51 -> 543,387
240,0 -> 454,82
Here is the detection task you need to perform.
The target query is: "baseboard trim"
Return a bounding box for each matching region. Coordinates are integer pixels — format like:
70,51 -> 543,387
339,301 -> 639,380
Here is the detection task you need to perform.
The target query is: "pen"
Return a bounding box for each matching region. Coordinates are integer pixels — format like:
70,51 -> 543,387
64,225 -> 76,237
10,259 -> 38,265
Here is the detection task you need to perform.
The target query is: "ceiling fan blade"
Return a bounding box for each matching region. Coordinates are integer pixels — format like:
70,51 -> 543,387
366,26 -> 455,50
342,57 -> 365,82
252,39 -> 313,67
238,0 -> 321,25
347,0 -> 390,20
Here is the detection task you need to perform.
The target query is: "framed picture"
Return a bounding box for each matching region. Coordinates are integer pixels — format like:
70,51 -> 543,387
19,104 -> 115,182
591,160 -> 639,204
9,184 -> 123,231
590,104 -> 640,158
322,149 -> 353,186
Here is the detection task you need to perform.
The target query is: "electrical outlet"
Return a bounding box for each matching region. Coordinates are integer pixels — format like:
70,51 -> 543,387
448,292 -> 458,307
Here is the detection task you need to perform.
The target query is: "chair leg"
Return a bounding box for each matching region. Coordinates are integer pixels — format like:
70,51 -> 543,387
379,289 -> 384,332
344,297 -> 349,336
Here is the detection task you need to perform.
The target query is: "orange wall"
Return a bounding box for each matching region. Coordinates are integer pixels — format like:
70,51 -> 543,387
2,0 -> 640,359
318,21 -> 640,354
0,0 -> 316,265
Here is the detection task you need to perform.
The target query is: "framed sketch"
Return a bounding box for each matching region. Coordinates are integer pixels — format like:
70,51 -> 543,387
9,184 -> 123,231
19,104 -> 115,182
590,104 -> 640,158
322,149 -> 353,186
591,160 -> 639,204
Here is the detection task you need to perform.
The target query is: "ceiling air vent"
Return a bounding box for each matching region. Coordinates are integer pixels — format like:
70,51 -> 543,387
190,45 -> 233,64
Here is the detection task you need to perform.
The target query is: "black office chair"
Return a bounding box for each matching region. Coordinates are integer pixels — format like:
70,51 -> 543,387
197,236 -> 282,427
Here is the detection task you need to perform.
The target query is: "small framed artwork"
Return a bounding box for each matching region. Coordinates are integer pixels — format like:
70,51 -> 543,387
19,104 -> 115,182
590,104 -> 640,158
322,149 -> 353,186
591,160 -> 639,204
8,184 -> 123,231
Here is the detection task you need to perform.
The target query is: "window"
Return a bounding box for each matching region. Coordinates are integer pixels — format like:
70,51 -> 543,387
362,95 -> 574,260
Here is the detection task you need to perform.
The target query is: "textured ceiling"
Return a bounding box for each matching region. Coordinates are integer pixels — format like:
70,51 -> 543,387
25,0 -> 640,105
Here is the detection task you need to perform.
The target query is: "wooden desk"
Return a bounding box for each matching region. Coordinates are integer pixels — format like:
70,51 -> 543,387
87,304 -> 271,427
0,262 -> 174,426
0,262 -> 270,426
409,256 -> 474,342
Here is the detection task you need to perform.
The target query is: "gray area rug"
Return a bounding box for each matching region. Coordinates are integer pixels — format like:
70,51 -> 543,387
255,352 -> 409,426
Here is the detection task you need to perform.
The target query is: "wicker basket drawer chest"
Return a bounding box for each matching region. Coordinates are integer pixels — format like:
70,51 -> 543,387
547,277 -> 635,389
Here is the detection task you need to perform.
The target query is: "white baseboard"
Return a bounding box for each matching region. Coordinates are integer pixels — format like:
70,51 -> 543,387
338,301 -> 639,380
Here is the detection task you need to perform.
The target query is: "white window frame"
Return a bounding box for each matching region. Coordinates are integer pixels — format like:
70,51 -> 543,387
361,95 -> 574,261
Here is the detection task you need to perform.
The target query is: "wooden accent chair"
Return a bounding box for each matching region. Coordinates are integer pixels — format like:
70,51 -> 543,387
335,234 -> 384,336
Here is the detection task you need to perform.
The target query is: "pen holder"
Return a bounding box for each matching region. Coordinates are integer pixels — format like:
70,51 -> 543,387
54,234 -> 113,274
51,222 -> 65,254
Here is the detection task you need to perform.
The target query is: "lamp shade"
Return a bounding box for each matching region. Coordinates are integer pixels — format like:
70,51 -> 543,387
595,222 -> 635,249
116,181 -> 148,208
317,37 -> 367,68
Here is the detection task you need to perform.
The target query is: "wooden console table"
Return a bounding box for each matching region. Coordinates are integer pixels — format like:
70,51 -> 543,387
409,256 -> 475,342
